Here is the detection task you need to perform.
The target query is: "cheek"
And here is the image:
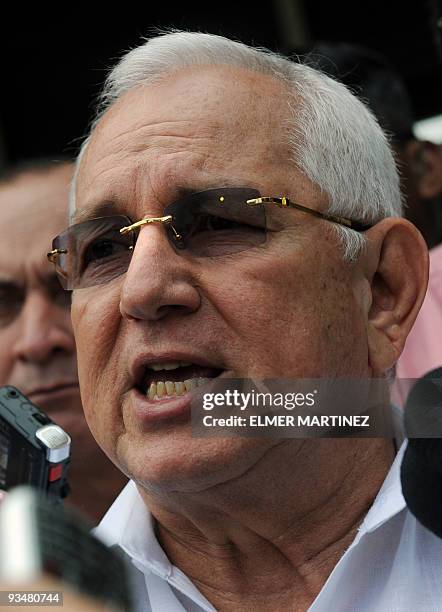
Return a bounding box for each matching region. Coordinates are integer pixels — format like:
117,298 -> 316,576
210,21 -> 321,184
71,285 -> 122,434
0,326 -> 18,384
205,244 -> 366,376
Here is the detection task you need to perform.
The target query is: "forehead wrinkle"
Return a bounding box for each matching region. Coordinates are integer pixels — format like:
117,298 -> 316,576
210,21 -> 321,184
130,132 -> 215,157
80,122 -> 219,204
92,116 -> 218,160
78,67 -> 303,219
89,71 -> 288,167
77,146 -> 209,219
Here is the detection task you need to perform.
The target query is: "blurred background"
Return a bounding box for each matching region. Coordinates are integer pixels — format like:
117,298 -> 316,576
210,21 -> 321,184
0,0 -> 441,166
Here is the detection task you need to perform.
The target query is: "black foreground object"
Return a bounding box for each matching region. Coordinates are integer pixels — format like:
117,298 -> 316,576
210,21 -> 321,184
0,386 -> 71,500
0,486 -> 133,611
401,368 -> 442,538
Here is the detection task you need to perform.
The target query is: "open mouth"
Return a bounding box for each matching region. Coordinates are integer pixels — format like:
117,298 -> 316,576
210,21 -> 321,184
136,361 -> 223,400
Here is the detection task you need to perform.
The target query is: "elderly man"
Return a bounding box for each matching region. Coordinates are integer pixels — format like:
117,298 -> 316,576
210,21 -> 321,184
0,160 -> 126,522
48,33 -> 440,610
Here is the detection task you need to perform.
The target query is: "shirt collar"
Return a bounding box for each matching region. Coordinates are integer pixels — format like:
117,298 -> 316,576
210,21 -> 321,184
95,440 -> 408,610
94,480 -> 216,611
94,479 -> 173,578
352,440 -> 407,545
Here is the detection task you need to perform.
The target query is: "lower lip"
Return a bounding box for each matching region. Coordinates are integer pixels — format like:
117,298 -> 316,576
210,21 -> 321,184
130,387 -> 194,423
129,371 -> 231,425
28,385 -> 80,407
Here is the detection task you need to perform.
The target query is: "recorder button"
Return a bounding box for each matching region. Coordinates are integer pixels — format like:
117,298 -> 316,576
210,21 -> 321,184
49,464 -> 63,482
32,412 -> 51,425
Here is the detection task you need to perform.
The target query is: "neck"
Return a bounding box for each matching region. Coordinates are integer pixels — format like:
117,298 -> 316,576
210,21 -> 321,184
139,439 -> 395,611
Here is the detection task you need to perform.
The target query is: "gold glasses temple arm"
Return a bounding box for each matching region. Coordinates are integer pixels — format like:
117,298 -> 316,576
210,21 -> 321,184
246,197 -> 371,231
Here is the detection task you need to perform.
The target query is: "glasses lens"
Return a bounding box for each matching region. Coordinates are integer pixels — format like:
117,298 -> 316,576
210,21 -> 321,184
165,188 -> 266,257
52,216 -> 134,290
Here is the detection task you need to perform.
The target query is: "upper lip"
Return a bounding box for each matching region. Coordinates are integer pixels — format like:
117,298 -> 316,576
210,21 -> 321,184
26,382 -> 79,397
130,352 -> 224,388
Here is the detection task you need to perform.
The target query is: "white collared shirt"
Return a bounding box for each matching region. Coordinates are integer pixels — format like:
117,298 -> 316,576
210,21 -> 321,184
94,443 -> 442,611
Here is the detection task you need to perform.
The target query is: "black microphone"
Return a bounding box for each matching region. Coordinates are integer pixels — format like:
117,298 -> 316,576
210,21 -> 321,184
0,486 -> 133,611
401,367 -> 442,538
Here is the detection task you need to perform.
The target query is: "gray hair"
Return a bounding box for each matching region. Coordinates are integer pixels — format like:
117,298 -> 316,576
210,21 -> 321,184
72,31 -> 403,260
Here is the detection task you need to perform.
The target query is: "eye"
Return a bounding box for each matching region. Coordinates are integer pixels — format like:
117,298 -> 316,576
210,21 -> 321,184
193,213 -> 265,235
200,214 -> 252,232
182,212 -> 266,257
163,189 -> 267,258
0,284 -> 24,327
83,235 -> 130,267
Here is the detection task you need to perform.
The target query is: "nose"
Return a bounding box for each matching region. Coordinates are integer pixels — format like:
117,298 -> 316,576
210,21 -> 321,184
119,223 -> 201,322
13,291 -> 75,364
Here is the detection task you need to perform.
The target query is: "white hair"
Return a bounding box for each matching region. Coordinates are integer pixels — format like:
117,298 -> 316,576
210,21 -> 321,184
71,31 -> 403,260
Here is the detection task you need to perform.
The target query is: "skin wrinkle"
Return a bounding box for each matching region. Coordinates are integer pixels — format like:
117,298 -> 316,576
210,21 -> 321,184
193,257 -> 282,343
71,64 -> 428,611
152,442 -> 385,611
173,439 -> 295,500
153,440 -> 373,547
174,502 -> 366,591
158,505 -> 366,605
272,460 -> 356,543
104,119 -> 214,146
78,72 -> 295,211
186,564 -> 313,600
76,148 -> 211,221
154,440 -> 305,556
92,98 -> 220,162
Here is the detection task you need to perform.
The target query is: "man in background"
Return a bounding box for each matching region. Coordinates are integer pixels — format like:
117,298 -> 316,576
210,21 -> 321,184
305,42 -> 442,248
305,42 -> 442,383
0,159 -> 127,522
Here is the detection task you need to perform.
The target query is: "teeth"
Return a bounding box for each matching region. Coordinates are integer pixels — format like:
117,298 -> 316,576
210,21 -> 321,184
146,377 -> 210,400
150,361 -> 192,372
148,383 -> 156,400
175,382 -> 185,396
157,381 -> 166,397
184,379 -> 196,391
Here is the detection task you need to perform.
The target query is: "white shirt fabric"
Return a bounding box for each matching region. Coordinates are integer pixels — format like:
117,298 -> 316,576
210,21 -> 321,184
94,442 -> 442,611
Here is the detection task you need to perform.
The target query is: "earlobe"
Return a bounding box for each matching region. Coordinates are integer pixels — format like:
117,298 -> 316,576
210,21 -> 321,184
365,218 -> 429,374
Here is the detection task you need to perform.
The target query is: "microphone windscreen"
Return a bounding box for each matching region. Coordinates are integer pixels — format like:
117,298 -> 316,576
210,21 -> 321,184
401,368 -> 442,538
0,486 -> 133,610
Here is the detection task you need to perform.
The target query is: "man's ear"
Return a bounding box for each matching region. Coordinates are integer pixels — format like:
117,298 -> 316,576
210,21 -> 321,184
402,140 -> 442,200
364,218 -> 429,375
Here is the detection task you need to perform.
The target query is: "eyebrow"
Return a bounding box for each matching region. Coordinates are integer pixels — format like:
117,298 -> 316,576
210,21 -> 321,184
71,200 -> 125,225
71,181 -> 259,225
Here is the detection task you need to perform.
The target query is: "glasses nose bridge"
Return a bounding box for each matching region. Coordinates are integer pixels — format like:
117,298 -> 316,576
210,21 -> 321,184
121,214 -> 183,250
120,214 -> 174,235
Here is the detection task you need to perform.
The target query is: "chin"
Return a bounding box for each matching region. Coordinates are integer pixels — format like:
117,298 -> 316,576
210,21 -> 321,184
115,429 -> 275,495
